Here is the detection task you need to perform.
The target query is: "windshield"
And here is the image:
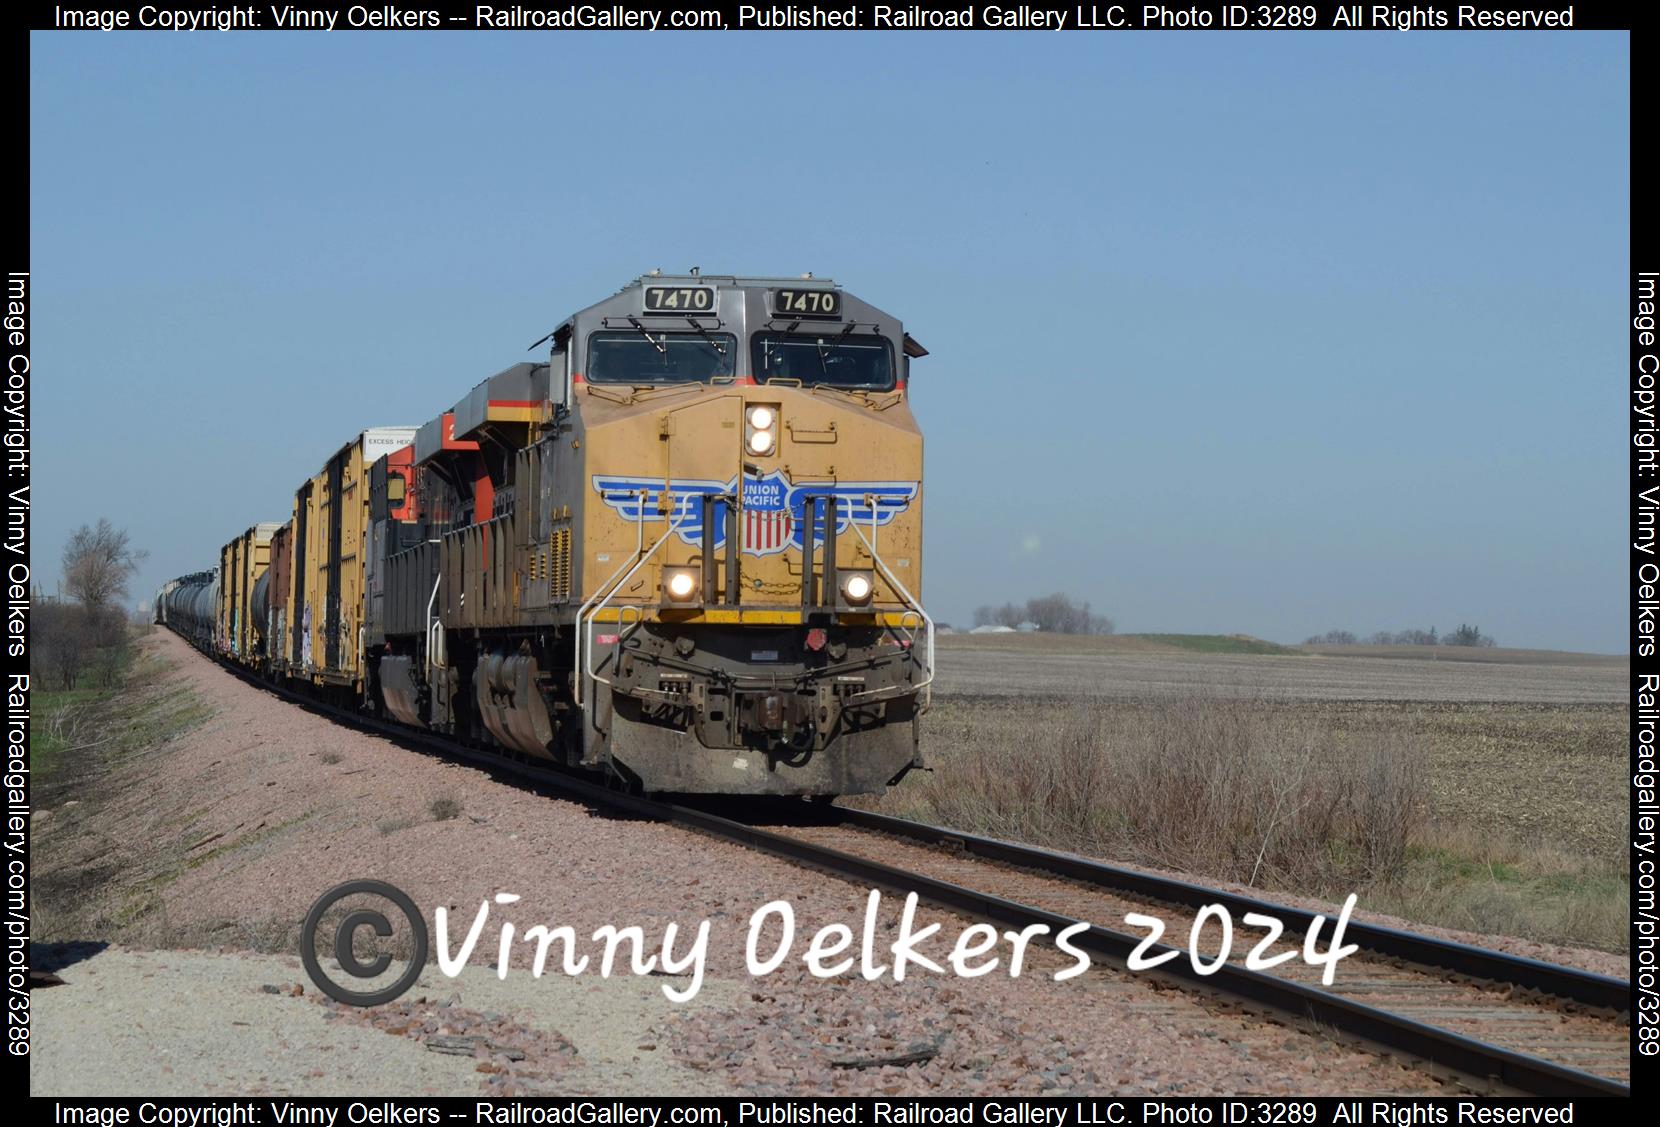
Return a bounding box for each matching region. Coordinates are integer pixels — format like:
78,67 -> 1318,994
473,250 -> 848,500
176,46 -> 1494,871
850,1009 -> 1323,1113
750,332 -> 895,390
587,329 -> 736,384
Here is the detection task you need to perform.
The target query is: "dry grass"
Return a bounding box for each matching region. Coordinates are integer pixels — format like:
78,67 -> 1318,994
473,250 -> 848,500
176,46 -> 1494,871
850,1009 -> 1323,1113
32,634 -> 209,796
872,692 -> 1630,952
31,638 -> 216,947
882,696 -> 1422,891
1368,824 -> 1628,952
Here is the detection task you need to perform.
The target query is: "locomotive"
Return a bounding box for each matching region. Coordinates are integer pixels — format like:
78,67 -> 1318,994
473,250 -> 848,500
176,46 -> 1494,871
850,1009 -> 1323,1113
157,273 -> 932,796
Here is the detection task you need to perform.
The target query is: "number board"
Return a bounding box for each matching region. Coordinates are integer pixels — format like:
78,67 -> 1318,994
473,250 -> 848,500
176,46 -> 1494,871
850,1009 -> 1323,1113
643,286 -> 716,313
772,289 -> 842,319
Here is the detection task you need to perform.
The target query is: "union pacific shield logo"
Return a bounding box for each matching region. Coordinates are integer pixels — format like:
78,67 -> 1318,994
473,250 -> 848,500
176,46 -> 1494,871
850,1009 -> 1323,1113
740,471 -> 793,555
592,469 -> 918,558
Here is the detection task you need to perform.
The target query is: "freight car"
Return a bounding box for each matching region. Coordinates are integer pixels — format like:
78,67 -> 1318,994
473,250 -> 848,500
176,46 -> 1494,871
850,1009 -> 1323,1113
158,273 -> 932,796
157,570 -> 217,650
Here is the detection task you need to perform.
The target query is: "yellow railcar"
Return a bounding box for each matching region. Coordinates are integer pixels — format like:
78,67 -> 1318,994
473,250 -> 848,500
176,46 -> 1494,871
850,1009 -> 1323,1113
290,427 -> 417,691
216,523 -> 282,662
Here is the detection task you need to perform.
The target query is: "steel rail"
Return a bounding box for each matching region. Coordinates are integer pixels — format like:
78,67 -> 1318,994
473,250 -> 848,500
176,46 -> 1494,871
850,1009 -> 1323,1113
831,807 -> 1632,1014
190,639 -> 1629,1097
670,809 -> 1630,1098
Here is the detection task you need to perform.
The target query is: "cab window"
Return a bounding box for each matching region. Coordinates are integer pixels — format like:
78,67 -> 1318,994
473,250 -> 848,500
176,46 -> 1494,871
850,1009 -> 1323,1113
750,332 -> 895,390
587,330 -> 736,384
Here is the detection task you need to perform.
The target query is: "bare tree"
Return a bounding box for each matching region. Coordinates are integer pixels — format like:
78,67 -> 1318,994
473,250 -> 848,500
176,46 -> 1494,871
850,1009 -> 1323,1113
976,594 -> 1114,635
1368,627 -> 1439,646
974,603 -> 1025,629
1024,592 -> 1113,635
62,519 -> 146,613
44,520 -> 147,688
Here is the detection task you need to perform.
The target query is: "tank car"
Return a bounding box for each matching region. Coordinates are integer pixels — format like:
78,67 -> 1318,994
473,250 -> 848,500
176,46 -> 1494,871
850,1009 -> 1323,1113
159,570 -> 218,649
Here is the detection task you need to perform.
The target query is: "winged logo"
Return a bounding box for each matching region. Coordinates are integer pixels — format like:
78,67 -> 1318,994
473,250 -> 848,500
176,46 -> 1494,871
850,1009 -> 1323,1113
592,469 -> 918,557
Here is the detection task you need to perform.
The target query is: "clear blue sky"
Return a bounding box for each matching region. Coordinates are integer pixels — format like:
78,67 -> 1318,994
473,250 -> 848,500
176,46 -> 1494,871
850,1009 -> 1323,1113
29,31 -> 1629,652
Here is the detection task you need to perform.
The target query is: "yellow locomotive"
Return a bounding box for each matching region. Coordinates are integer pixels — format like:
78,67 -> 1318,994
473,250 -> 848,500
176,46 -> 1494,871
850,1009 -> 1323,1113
159,274 -> 932,796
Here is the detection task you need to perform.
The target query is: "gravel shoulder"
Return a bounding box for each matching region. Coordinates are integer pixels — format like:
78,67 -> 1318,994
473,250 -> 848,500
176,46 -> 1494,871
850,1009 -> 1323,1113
28,945 -> 732,1096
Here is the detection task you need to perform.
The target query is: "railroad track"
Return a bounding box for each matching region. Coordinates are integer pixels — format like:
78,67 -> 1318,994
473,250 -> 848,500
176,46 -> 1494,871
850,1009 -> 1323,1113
743,808 -> 1631,1096
205,647 -> 1631,1097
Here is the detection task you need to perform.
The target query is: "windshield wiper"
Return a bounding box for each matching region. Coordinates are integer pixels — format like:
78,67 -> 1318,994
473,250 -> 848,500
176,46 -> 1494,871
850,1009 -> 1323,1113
626,316 -> 666,354
684,316 -> 727,356
815,322 -> 858,374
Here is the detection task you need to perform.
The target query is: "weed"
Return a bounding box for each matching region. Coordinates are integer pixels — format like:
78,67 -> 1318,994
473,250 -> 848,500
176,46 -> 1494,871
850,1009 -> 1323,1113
873,690 -> 1628,952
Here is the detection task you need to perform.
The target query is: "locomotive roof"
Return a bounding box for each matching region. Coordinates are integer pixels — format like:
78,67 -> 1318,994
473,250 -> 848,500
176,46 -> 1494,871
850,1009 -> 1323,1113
616,272 -> 839,289
569,272 -> 924,354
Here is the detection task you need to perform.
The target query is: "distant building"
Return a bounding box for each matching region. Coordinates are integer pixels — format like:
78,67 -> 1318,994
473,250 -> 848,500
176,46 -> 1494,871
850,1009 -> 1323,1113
970,624 -> 1016,634
1016,621 -> 1040,632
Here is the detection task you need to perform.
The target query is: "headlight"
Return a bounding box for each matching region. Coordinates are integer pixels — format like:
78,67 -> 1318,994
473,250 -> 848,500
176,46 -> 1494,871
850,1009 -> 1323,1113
839,571 -> 874,605
745,402 -> 779,457
663,568 -> 698,602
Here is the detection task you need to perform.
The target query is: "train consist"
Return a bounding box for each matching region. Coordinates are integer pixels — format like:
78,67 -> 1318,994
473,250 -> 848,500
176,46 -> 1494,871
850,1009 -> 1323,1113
157,274 -> 932,795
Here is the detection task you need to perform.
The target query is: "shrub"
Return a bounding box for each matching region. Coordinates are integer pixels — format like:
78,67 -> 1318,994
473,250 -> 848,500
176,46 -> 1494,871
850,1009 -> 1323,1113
901,697 -> 1423,891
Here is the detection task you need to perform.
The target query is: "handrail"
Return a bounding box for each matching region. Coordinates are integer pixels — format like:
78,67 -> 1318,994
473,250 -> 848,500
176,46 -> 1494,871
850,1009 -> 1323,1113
423,547 -> 444,686
573,491 -> 690,708
847,514 -> 934,703
580,512 -> 687,703
573,491 -> 649,707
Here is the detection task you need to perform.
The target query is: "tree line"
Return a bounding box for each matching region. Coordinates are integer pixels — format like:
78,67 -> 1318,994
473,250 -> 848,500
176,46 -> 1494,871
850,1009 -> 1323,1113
1304,624 -> 1497,648
972,593 -> 1115,635
34,519 -> 146,689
